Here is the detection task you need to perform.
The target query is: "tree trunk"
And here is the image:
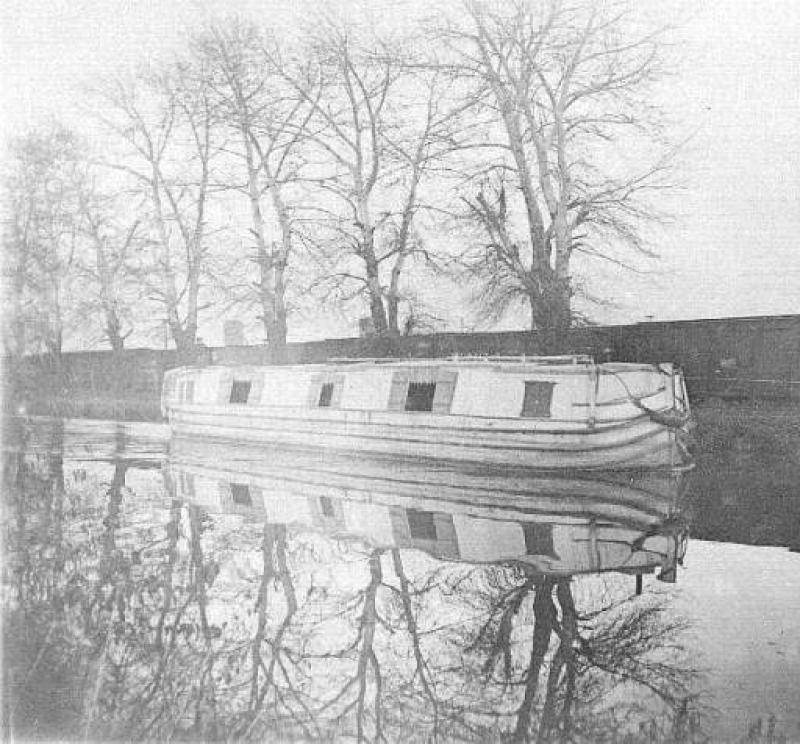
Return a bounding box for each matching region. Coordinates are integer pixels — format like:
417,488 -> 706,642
529,276 -> 571,353
512,577 -> 557,744
45,276 -> 63,361
105,308 -> 125,352
169,317 -> 197,363
556,579 -> 578,743
244,129 -> 281,360
267,172 -> 292,362
150,171 -> 192,359
92,227 -> 126,352
269,252 -> 288,363
254,241 -> 288,362
7,240 -> 27,358
362,228 -> 388,335
368,288 -> 388,335
386,167 -> 420,336
186,263 -> 200,349
385,249 -> 405,337
386,292 -> 400,337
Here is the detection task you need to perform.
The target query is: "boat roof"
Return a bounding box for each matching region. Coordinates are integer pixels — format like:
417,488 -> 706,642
327,354 -> 595,365
167,356 -> 674,374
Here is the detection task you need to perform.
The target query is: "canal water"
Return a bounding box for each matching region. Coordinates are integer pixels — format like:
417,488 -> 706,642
2,417 -> 798,742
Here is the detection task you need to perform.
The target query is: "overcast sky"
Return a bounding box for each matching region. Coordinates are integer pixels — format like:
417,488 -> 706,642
2,0 -> 799,339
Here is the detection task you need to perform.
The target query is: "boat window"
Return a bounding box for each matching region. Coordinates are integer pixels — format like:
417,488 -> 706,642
522,522 -> 559,559
407,509 -> 437,541
405,382 -> 437,412
230,482 -> 252,506
229,380 -> 252,404
318,382 -> 334,407
388,369 -> 458,413
184,380 -> 195,404
320,496 -> 335,517
308,374 -> 344,408
521,381 -> 556,417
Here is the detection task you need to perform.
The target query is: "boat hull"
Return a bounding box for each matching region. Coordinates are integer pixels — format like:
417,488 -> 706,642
167,404 -> 686,470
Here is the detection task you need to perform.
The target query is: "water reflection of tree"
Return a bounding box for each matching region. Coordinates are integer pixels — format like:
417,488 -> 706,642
4,437 -> 705,742
232,523 -> 311,740
437,564 -> 704,743
4,417 -> 72,739
4,421 -> 203,740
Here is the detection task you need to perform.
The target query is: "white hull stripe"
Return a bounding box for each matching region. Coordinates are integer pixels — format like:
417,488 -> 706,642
169,410 -> 673,454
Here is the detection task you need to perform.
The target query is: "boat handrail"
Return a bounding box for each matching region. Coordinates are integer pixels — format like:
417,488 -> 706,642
326,354 -> 595,365
445,354 -> 594,365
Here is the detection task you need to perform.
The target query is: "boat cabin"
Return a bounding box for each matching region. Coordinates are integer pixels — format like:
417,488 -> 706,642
163,356 -> 684,424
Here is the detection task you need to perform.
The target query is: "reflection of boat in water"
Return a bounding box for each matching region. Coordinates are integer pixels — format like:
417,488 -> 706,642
162,357 -> 692,470
165,438 -> 689,581
8,419 -> 706,743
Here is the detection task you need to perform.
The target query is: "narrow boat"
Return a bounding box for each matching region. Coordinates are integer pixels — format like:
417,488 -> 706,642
161,355 -> 693,470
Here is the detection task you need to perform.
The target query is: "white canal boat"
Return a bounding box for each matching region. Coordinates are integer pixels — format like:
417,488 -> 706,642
161,356 -> 692,470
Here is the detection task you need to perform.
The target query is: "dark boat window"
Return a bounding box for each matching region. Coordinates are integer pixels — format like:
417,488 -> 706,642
521,381 -> 555,417
184,380 -> 194,404
522,522 -> 559,559
229,380 -> 252,404
407,509 -> 437,540
320,496 -> 335,517
230,482 -> 252,506
405,382 -> 437,412
318,382 -> 334,407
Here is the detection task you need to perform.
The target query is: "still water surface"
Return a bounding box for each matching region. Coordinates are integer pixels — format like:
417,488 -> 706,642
2,417 -> 798,742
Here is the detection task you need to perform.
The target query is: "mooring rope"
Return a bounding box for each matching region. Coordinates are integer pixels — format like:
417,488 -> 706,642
602,365 -> 692,430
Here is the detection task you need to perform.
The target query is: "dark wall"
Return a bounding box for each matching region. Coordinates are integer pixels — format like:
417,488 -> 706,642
605,315 -> 800,399
8,314 -> 800,409
211,314 -> 800,399
209,327 -> 608,365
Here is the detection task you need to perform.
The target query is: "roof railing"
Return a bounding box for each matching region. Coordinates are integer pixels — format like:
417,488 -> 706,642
327,357 -> 406,364
326,354 -> 594,365
445,354 -> 594,364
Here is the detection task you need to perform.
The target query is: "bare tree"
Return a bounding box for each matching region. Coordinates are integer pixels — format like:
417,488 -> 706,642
3,124 -> 84,358
2,185 -> 32,358
433,0 -> 674,344
192,21 -> 314,361
380,66 -> 463,335
269,21 -> 456,339
91,62 -> 220,359
74,174 -> 143,352
271,22 -> 395,337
